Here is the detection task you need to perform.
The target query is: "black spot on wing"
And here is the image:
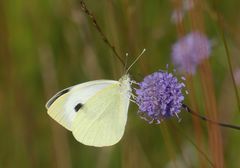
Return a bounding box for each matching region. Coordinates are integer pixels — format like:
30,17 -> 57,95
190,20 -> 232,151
74,103 -> 83,112
46,88 -> 70,108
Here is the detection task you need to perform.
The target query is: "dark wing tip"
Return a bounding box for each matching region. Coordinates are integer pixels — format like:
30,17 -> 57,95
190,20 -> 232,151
46,88 -> 70,109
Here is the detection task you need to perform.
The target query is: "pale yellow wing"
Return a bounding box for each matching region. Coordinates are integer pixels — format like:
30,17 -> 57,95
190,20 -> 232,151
72,84 -> 130,147
46,80 -> 118,130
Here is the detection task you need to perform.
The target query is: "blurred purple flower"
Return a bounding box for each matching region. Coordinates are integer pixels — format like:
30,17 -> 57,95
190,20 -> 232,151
171,0 -> 194,24
135,70 -> 186,124
234,68 -> 240,86
171,9 -> 184,24
172,32 -> 211,74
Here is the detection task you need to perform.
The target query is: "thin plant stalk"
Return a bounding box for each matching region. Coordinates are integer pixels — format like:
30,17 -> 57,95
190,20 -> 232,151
170,1 -> 206,166
189,0 -> 224,167
79,0 -> 125,66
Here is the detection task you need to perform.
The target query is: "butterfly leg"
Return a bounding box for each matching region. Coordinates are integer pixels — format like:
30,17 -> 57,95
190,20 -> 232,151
130,80 -> 139,85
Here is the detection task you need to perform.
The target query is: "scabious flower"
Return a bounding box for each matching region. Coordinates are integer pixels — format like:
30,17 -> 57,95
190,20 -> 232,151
172,32 -> 211,74
135,69 -> 186,124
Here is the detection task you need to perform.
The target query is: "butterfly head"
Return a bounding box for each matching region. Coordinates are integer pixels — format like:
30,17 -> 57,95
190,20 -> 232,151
119,74 -> 132,94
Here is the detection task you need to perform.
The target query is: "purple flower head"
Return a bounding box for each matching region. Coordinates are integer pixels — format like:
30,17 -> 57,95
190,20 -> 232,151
135,69 -> 186,124
172,32 -> 211,74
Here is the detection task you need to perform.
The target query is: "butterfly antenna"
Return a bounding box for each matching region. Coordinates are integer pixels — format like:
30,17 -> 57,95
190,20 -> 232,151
124,53 -> 129,72
126,49 -> 146,73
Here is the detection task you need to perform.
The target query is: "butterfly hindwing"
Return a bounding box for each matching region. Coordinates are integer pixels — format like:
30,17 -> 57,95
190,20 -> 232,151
72,83 -> 130,147
46,80 -> 118,130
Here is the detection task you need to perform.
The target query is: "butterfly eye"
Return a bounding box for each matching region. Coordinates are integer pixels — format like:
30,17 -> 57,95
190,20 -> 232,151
74,103 -> 83,112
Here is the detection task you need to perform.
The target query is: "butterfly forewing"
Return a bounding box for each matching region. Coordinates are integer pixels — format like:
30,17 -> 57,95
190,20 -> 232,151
46,80 -> 118,130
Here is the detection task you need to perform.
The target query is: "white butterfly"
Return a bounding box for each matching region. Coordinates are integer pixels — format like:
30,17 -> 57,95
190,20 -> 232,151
45,49 -> 145,147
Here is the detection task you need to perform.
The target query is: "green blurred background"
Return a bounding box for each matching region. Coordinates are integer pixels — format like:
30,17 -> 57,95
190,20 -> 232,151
1,0 -> 240,167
